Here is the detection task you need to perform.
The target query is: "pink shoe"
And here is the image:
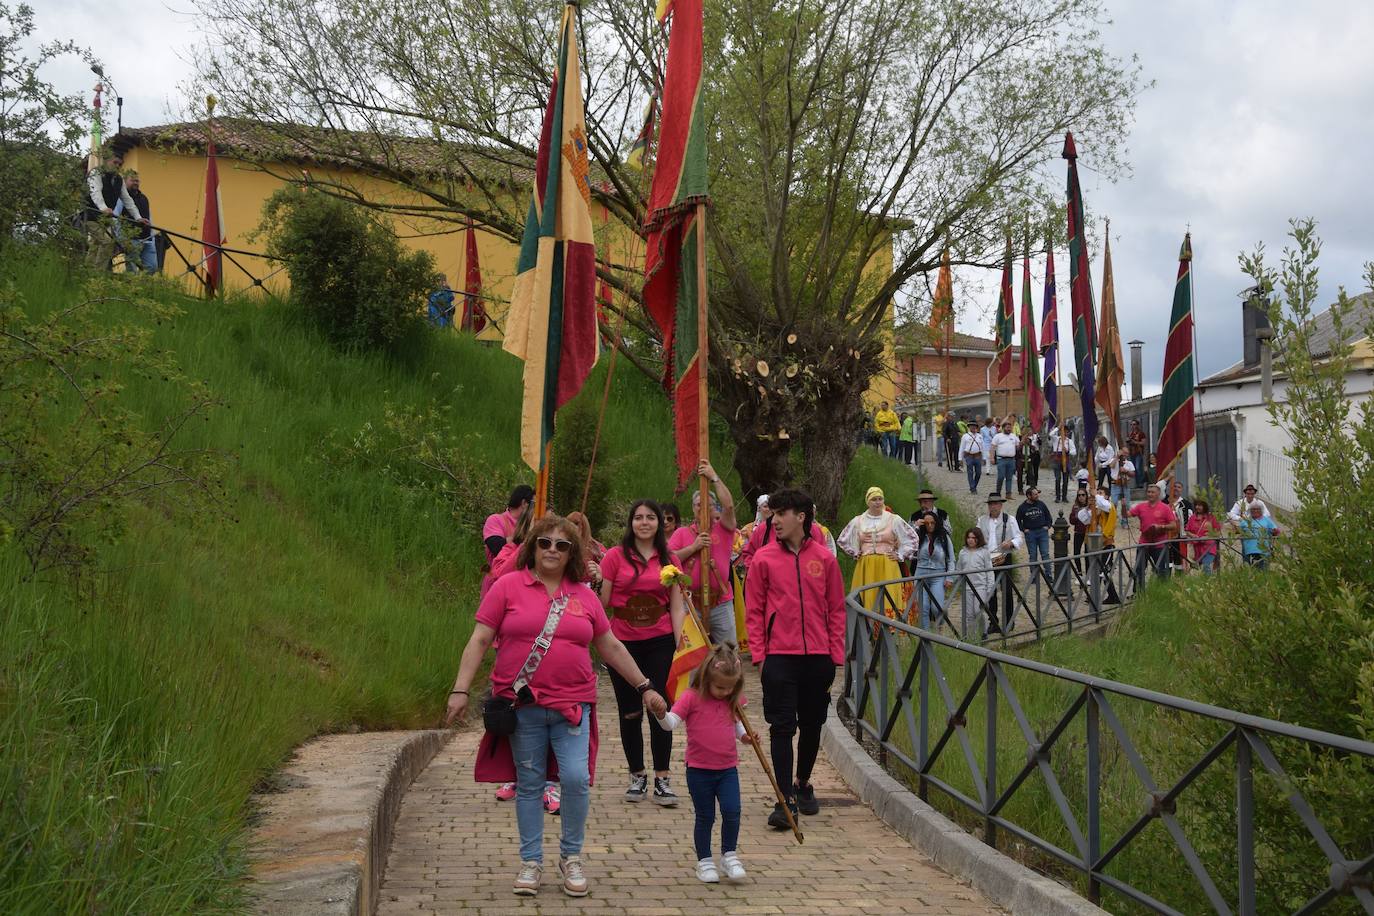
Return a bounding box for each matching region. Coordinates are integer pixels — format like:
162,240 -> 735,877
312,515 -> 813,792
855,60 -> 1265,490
543,783 -> 561,815
495,782 -> 516,801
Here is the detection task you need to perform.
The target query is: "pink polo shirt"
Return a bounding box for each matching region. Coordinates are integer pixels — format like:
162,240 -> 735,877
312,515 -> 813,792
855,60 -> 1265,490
668,520 -> 735,604
476,570 -> 609,709
670,688 -> 742,770
598,545 -> 673,641
1128,501 -> 1177,545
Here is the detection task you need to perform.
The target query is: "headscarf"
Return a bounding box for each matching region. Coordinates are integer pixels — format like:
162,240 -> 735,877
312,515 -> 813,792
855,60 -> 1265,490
865,486 -> 884,505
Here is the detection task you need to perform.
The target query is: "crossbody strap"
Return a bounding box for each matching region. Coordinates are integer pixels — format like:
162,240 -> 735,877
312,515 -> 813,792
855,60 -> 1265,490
512,594 -> 570,700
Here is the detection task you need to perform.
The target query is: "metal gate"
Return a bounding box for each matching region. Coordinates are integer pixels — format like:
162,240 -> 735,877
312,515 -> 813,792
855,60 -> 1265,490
1196,420 -> 1238,508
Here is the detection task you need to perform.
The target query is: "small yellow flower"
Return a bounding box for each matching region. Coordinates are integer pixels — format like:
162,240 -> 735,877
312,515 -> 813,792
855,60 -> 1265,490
659,565 -> 691,588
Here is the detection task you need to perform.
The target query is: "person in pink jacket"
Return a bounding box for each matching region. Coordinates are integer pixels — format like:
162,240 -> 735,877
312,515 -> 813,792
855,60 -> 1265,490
743,488 -> 846,831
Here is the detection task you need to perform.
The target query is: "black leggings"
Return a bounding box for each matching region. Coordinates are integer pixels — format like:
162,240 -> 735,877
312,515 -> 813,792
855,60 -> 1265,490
761,654 -> 836,797
607,633 -> 675,774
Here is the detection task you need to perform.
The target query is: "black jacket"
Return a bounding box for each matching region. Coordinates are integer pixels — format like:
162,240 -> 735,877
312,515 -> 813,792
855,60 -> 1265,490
125,188 -> 152,240
1015,499 -> 1054,532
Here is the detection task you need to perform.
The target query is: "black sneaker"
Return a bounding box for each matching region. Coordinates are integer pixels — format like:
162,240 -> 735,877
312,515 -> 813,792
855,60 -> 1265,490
624,773 -> 648,803
795,783 -> 819,816
767,801 -> 800,830
652,776 -> 679,807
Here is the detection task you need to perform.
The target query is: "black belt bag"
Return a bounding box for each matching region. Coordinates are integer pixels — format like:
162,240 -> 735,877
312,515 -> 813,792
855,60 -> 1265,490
481,594 -> 570,738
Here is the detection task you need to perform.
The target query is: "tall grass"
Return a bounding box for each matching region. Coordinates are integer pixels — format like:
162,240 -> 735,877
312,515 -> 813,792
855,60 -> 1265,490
1,253 -> 922,912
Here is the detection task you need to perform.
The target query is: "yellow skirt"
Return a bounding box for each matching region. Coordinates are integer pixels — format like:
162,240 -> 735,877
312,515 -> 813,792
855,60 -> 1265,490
851,554 -> 905,620
732,568 -> 749,654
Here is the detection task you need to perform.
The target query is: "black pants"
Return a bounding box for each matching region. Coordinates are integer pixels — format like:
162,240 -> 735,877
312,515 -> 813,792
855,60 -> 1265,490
608,633 -> 675,774
1072,529 -> 1086,575
1026,453 -> 1040,490
1052,459 -> 1070,501
945,438 -> 960,469
761,654 -> 836,797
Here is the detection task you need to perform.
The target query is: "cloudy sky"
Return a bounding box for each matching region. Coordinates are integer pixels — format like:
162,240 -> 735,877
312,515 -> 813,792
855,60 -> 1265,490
29,0 -> 1374,390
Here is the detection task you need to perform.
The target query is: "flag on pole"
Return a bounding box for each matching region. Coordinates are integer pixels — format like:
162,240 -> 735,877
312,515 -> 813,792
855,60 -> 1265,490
1156,233 -> 1196,480
1040,240 -> 1059,426
1063,132 -> 1098,446
929,248 -> 954,355
626,92 -> 657,171
667,605 -> 710,702
87,83 -> 104,172
643,0 -> 710,490
1021,240 -> 1045,431
202,99 -> 226,297
995,234 -> 1015,384
1094,227 -> 1125,440
504,3 -> 600,480
462,218 -> 487,333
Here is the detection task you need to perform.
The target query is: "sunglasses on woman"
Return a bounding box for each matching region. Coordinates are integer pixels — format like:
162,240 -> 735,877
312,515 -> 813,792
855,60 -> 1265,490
536,536 -> 573,553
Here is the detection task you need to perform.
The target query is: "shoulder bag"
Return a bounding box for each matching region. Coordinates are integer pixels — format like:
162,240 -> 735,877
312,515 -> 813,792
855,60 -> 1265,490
482,594 -> 571,736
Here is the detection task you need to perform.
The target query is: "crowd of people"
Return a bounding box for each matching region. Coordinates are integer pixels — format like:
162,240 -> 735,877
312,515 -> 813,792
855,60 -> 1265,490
445,464 -> 846,898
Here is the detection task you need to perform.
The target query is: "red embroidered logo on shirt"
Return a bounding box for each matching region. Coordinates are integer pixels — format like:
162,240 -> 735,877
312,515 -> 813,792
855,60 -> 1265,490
806,559 -> 824,577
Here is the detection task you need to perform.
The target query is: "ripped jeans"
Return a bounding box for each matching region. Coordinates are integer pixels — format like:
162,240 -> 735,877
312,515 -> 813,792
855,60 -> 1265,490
511,703 -> 592,862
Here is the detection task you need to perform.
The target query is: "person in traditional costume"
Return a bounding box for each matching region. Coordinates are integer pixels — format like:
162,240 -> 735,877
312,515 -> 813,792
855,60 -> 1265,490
596,500 -> 686,806
837,487 -> 917,619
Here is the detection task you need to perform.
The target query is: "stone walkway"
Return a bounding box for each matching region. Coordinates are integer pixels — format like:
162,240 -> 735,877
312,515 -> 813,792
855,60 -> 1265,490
377,671 -> 1002,915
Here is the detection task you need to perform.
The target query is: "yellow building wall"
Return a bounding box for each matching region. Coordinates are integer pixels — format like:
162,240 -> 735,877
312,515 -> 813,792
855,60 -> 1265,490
124,144 -> 897,398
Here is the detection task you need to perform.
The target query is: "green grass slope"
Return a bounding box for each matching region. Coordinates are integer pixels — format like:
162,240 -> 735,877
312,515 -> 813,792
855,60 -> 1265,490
1,255 -> 922,913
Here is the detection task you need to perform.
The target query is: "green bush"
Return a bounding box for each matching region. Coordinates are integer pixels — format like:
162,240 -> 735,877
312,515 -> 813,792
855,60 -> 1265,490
259,186 -> 436,351
550,396 -> 614,531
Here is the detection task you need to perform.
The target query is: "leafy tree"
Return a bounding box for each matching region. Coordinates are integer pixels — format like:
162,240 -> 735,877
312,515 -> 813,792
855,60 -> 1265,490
0,3 -> 101,255
550,396 -> 613,532
258,186 -> 438,352
194,0 -> 1141,517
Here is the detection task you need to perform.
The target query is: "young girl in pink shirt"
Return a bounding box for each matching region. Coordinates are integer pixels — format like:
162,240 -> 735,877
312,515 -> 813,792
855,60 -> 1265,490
656,644 -> 756,883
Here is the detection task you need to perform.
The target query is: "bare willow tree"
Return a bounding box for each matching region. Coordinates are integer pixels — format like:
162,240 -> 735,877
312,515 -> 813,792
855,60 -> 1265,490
192,0 -> 1140,517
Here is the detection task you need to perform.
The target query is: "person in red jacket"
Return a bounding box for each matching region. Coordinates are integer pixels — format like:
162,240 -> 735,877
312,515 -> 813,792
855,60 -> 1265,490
744,488 -> 847,830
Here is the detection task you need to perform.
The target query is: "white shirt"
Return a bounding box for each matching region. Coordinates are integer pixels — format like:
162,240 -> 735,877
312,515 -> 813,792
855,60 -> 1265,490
1095,444 -> 1115,469
1050,435 -> 1076,456
1228,498 -> 1270,525
1076,467 -> 1090,487
960,431 -> 982,457
1074,494 -> 1113,526
991,432 -> 1020,458
976,511 -> 1023,558
1109,460 -> 1135,484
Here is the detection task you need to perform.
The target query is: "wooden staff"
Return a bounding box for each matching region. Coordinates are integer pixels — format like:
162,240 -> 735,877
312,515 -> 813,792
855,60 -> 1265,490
735,702 -> 803,844
696,202 -> 712,610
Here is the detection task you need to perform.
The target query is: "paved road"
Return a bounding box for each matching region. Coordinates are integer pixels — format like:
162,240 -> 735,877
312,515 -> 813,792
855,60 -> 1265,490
378,671 -> 1003,915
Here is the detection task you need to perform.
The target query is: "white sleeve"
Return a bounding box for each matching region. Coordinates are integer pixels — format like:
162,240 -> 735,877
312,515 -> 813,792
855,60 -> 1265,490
118,183 -> 140,220
892,515 -> 918,559
837,518 -> 861,557
1095,495 -> 1113,512
734,721 -> 747,738
656,712 -> 684,731
1007,517 -> 1023,550
87,169 -> 106,211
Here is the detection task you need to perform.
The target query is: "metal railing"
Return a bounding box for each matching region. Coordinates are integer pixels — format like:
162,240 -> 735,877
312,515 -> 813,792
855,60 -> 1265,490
881,536 -> 1254,646
1254,447 -> 1298,513
839,572 -> 1374,914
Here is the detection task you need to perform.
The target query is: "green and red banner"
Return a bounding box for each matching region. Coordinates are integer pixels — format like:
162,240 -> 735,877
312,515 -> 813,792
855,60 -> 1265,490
503,4 -> 599,480
1095,229 -> 1124,440
1021,240 -> 1045,430
1156,233 -> 1196,481
995,234 -> 1015,384
1064,132 -> 1098,446
1041,239 -> 1059,426
644,0 -> 710,489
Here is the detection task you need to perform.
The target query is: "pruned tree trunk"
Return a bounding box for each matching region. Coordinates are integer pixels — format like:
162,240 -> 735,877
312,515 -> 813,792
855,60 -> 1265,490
802,375 -> 868,523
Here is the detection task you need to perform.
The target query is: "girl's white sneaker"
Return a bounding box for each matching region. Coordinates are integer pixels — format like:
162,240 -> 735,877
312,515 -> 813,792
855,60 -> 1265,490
721,852 -> 747,881
696,858 -> 720,883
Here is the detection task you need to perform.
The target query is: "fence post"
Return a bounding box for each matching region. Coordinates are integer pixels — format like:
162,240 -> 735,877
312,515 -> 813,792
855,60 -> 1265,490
1237,731 -> 1256,916
1086,689 -> 1101,905
984,660 -> 998,848
1086,531 -> 1103,620
918,640 -> 930,802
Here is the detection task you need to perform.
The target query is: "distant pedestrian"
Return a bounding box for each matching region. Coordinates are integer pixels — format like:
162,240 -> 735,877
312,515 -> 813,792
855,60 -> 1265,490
1127,484 -> 1177,583
1183,498 -> 1221,573
1094,436 -> 1115,489
959,425 -> 983,493
911,510 -> 952,629
1228,484 -> 1271,525
874,403 -> 900,458
951,527 -> 993,640
1015,487 -> 1054,579
428,275 -> 457,327
84,147 -> 147,270
113,170 -> 158,273
975,493 -> 1022,634
1049,428 -> 1076,502
898,413 -> 916,465
1238,503 -> 1280,569
991,420 -> 1019,497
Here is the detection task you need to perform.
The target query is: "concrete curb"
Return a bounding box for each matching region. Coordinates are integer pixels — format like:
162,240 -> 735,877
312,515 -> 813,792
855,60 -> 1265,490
248,728 -> 452,916
822,717 -> 1106,916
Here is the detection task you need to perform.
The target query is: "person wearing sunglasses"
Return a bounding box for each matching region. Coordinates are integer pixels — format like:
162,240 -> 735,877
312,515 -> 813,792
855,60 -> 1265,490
446,513 -> 668,898
597,500 -> 687,807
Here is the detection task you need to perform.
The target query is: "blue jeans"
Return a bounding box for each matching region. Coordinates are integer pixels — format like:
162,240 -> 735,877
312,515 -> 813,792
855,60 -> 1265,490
1025,528 -> 1050,567
965,456 -> 983,492
512,703 -> 592,862
996,457 -> 1015,495
913,569 -> 945,628
882,431 -> 898,457
123,237 -> 158,273
708,599 -> 736,645
1198,553 -> 1216,573
685,766 -> 741,860
1110,483 -> 1131,512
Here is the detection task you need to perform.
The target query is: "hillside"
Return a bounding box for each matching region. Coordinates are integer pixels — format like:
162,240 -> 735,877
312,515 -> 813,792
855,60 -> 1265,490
0,255 -> 928,912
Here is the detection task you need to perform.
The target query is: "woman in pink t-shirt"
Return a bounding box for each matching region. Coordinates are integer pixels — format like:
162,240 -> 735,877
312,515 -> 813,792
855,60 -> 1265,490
445,514 -> 668,899
656,644 -> 755,884
597,500 -> 686,806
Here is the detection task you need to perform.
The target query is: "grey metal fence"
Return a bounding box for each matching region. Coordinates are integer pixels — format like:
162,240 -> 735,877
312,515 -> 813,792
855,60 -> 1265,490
839,570 -> 1374,914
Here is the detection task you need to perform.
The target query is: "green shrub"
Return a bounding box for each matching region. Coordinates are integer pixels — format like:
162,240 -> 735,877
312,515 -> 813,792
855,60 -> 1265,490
550,397 -> 613,531
259,186 -> 436,351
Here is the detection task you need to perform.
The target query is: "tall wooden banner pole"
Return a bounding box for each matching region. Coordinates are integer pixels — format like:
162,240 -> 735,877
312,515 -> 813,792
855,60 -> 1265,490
696,202 -> 713,610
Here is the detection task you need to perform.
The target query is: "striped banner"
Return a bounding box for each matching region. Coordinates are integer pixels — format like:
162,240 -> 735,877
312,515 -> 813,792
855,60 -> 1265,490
1156,233 -> 1196,480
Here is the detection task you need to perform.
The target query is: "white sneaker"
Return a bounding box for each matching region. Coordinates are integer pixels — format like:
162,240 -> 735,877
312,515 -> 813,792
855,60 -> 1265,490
721,852 -> 747,881
558,855 -> 589,897
696,858 -> 720,883
513,860 -> 542,896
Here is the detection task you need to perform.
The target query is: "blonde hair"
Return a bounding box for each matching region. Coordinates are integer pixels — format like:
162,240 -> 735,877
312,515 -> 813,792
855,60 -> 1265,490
691,643 -> 745,704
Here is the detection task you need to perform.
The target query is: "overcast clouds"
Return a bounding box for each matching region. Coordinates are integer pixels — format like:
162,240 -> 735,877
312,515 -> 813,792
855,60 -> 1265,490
30,0 -> 1374,390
